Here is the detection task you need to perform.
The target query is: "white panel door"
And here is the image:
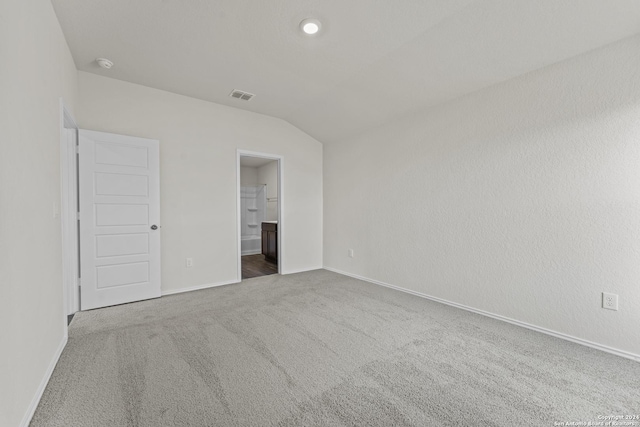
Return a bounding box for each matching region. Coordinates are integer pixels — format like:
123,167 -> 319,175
79,129 -> 161,310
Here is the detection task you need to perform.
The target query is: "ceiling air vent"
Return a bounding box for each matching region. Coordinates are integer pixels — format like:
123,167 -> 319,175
229,89 -> 255,101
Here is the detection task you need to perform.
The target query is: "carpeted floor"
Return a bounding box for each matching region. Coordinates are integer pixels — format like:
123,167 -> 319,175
31,270 -> 640,426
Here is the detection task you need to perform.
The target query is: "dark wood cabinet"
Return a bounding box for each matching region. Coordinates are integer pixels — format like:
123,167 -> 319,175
261,222 -> 277,264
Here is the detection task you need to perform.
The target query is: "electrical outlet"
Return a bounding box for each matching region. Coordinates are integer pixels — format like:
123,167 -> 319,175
602,292 -> 618,311
186,258 -> 194,268
348,249 -> 354,258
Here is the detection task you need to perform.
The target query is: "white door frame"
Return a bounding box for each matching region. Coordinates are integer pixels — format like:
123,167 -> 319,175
59,99 -> 79,320
236,150 -> 283,280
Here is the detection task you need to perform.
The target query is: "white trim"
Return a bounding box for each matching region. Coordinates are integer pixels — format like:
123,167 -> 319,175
323,267 -> 640,363
20,335 -> 68,427
241,249 -> 262,256
236,151 -> 242,281
236,150 -> 284,281
161,279 -> 239,296
59,99 -> 79,321
282,267 -> 323,275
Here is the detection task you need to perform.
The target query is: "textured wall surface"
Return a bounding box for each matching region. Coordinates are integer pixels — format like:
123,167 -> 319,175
324,35 -> 640,357
0,0 -> 79,425
78,72 -> 323,293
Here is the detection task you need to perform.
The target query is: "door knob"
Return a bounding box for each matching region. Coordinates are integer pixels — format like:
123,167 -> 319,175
151,225 -> 158,230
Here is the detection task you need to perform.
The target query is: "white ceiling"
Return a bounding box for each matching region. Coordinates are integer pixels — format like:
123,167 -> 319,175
240,156 -> 276,168
51,0 -> 640,143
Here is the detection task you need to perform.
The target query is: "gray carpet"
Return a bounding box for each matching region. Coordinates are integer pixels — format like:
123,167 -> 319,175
31,270 -> 640,426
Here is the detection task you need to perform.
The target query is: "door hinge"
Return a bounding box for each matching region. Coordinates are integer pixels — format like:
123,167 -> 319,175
77,212 -> 80,220
78,278 -> 81,288
75,145 -> 80,154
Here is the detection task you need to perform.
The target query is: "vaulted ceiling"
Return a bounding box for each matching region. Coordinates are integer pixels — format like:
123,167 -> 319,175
51,0 -> 640,143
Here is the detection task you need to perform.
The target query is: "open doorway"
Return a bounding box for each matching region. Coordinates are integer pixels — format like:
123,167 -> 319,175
237,151 -> 282,280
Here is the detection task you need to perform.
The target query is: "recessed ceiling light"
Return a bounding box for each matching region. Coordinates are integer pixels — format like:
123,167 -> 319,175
300,18 -> 321,35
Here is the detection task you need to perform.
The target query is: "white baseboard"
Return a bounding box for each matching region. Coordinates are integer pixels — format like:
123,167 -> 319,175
282,266 -> 323,275
323,267 -> 640,363
161,279 -> 239,296
241,250 -> 261,256
20,335 -> 68,427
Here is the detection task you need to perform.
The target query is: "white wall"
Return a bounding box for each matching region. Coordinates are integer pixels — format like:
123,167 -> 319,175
258,161 -> 278,221
0,1 -> 79,425
240,166 -> 259,186
78,72 -> 323,292
324,35 -> 640,358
